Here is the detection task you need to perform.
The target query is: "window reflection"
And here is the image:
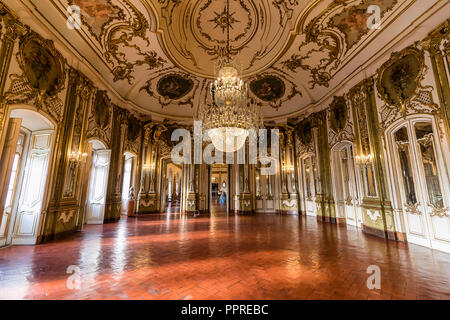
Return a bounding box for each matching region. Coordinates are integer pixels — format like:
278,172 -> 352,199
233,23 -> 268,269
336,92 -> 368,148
340,148 -> 351,200
415,122 -> 444,208
364,165 -> 377,197
395,127 -> 417,205
255,168 -> 261,198
304,157 -> 312,198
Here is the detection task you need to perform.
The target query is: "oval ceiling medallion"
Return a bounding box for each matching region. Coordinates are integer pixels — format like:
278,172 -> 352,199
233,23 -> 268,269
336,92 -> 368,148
155,0 -> 301,78
157,74 -> 194,100
250,76 -> 285,102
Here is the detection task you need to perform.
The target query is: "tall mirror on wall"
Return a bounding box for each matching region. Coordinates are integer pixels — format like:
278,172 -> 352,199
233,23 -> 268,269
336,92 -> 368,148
299,155 -> 317,217
389,118 -> 450,252
0,109 -> 55,246
331,143 -> 360,227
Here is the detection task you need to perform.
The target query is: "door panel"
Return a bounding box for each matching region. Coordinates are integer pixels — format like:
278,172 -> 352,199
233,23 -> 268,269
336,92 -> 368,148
391,119 -> 450,252
255,164 -> 275,213
86,150 -> 111,224
0,119 -> 22,246
12,131 -> 52,245
302,156 -> 316,216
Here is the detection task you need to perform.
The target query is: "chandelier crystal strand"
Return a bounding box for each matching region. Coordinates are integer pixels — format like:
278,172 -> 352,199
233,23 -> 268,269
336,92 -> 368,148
197,0 -> 262,153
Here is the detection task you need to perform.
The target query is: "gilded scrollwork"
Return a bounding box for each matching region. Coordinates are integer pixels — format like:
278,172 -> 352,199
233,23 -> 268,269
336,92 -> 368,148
281,0 -> 399,89
405,202 -> 422,215
295,117 -> 314,156
428,203 -> 449,218
4,30 -> 66,122
140,69 -> 199,108
376,46 -> 440,131
248,68 -> 302,110
68,0 -> 166,84
87,90 -> 112,147
328,95 -> 354,147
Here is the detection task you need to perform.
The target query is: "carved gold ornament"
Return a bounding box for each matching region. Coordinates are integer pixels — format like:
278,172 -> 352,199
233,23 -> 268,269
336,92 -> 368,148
154,0 -> 301,78
5,30 -> 66,122
377,46 -> 440,132
281,0 -> 399,88
428,203 -> 449,218
404,202 -> 422,215
68,0 -> 166,84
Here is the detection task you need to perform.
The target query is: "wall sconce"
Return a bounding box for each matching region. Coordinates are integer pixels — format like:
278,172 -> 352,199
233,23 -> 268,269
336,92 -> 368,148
355,153 -> 373,166
282,164 -> 294,173
69,151 -> 88,164
143,163 -> 155,172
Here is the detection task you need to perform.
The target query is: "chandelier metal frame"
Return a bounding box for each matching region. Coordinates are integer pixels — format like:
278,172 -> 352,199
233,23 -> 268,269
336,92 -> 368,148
197,0 -> 263,153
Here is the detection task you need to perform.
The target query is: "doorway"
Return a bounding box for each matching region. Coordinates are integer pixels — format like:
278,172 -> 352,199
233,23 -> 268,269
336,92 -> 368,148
387,117 -> 450,252
254,160 -> 275,213
331,143 -> 360,227
299,155 -> 317,217
0,109 -> 55,246
121,153 -> 136,215
85,140 -> 111,225
210,164 -> 229,215
160,159 -> 182,213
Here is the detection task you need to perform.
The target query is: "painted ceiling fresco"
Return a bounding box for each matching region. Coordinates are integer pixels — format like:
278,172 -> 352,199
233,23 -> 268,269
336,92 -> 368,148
28,0 -> 417,120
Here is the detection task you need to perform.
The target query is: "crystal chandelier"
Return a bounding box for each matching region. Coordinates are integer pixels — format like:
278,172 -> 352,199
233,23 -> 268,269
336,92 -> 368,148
198,0 -> 262,153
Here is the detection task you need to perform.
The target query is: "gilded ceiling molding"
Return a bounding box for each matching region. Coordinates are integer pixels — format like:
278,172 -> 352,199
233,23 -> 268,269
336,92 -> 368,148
67,0 -> 166,84
281,0 -> 399,89
154,0 -> 303,78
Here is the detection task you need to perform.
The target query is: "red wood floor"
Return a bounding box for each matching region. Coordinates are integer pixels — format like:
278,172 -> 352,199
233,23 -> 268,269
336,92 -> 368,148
0,213 -> 449,300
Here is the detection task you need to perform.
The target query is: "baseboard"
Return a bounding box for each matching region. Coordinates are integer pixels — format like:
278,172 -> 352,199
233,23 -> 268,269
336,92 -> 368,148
276,210 -> 299,215
235,210 -> 254,215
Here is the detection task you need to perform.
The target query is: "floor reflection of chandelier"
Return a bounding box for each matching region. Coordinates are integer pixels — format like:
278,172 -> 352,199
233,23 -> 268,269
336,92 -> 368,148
198,0 -> 262,153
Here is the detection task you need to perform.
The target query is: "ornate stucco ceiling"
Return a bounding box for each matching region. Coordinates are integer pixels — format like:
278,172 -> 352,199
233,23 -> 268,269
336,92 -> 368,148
20,0 -> 424,121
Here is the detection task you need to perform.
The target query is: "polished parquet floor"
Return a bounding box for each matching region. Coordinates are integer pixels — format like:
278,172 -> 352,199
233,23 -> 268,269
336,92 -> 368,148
0,213 -> 449,300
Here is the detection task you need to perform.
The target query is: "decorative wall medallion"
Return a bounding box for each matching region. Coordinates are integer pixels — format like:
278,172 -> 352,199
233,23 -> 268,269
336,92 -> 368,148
377,46 -> 439,131
377,48 -> 425,113
250,76 -> 285,102
18,32 -> 65,95
157,74 -> 194,100
329,96 -> 348,133
366,210 -> 381,222
297,119 -> 312,145
93,91 -> 111,129
5,31 -> 65,122
127,116 -> 140,141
